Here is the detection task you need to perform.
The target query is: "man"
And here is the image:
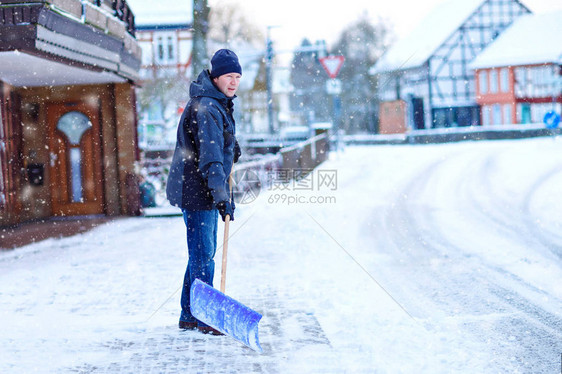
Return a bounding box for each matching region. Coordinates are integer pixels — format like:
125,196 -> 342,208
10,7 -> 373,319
166,49 -> 242,335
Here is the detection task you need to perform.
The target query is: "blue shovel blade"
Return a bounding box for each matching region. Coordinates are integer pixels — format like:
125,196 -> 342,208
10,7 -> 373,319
190,279 -> 263,353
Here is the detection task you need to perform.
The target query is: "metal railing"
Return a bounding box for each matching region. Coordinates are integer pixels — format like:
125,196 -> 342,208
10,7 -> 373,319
105,0 -> 135,35
230,133 -> 330,203
85,0 -> 135,35
0,1 -> 136,35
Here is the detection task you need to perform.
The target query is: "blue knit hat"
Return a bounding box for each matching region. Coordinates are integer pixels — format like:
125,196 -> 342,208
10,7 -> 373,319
210,49 -> 242,78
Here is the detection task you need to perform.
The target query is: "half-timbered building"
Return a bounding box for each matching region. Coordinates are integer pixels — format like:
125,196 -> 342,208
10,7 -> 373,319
371,0 -> 531,133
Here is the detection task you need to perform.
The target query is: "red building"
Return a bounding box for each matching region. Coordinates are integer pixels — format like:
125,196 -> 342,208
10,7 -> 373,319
471,11 -> 562,125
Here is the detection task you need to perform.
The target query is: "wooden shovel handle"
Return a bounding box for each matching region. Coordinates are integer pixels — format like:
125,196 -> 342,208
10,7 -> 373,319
220,214 -> 230,294
220,172 -> 234,294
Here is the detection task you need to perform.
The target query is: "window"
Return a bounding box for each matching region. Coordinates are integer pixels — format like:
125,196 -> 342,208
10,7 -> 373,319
154,33 -> 177,65
167,36 -> 174,61
490,69 -> 498,93
482,105 -> 491,126
514,67 -> 526,97
479,70 -> 488,94
156,36 -> 165,62
493,104 -> 502,125
56,112 -> 92,203
500,68 -> 509,92
503,104 -> 512,124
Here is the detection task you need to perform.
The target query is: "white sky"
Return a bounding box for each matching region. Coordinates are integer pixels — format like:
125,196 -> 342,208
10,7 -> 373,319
209,0 -> 562,51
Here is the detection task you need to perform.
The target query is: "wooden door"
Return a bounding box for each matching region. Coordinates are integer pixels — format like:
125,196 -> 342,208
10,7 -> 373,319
47,102 -> 104,216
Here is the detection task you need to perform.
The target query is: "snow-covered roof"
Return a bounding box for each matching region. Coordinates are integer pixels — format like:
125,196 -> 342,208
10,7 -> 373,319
370,0 -> 485,74
128,0 -> 192,27
470,10 -> 562,69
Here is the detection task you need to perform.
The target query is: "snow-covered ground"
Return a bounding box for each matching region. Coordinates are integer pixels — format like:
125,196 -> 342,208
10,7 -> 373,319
2,137 -> 562,373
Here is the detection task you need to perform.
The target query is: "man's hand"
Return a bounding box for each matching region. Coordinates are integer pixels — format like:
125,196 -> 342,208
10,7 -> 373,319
216,201 -> 234,222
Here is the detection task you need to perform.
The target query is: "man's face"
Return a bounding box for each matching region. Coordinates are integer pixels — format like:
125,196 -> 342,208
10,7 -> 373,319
213,73 -> 241,98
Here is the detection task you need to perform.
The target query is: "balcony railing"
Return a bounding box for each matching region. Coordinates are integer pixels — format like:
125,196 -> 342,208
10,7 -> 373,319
0,0 -> 136,36
92,0 -> 135,35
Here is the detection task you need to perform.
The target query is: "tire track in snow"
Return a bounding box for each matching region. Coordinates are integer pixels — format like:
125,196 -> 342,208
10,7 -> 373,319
375,142 -> 562,373
521,164 -> 562,258
465,147 -> 562,257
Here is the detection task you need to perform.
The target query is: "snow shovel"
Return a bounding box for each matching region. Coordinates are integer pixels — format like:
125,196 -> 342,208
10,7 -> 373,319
190,214 -> 263,353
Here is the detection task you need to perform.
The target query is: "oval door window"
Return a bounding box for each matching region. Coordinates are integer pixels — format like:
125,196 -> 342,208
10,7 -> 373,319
56,111 -> 92,203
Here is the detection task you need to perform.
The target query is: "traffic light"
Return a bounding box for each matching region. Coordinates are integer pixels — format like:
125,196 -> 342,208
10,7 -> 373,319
266,38 -> 273,62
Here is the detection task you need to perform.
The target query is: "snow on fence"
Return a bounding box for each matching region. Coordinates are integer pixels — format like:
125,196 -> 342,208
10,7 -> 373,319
231,133 -> 330,201
345,123 -> 562,145
279,132 -> 330,172
141,133 -> 332,209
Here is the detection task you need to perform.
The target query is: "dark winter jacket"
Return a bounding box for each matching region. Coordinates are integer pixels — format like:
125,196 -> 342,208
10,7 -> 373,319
166,70 -> 237,210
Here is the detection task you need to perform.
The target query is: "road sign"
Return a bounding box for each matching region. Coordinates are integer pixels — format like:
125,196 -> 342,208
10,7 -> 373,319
319,55 -> 345,79
326,79 -> 342,95
544,110 -> 561,129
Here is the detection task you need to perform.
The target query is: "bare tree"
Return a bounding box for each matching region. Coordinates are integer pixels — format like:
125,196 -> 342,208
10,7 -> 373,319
137,76 -> 189,126
208,2 -> 264,47
331,13 -> 395,133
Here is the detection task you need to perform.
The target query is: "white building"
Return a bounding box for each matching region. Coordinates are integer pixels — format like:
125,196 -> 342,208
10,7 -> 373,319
127,1 -> 291,142
127,0 -> 193,150
129,0 -> 193,80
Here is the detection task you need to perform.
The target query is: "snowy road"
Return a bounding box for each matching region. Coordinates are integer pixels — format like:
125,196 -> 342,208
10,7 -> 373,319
361,139 -> 562,372
1,137 -> 562,373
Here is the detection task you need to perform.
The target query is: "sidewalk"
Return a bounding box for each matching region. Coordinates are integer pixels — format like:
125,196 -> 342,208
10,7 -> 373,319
0,212 -> 361,373
0,149 -> 415,373
0,215 -> 115,250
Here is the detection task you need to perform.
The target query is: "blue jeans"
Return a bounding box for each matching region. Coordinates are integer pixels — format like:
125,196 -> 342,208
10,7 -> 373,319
180,209 -> 218,324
